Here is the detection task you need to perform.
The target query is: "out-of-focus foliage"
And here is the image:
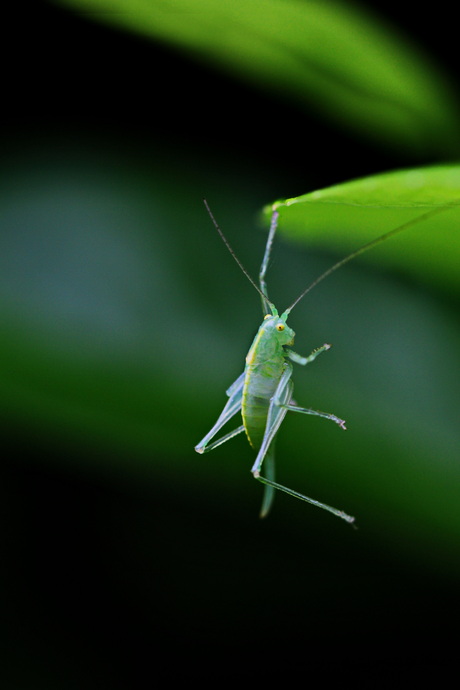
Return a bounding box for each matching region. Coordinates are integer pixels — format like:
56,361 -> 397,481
3,2 -> 460,681
53,0 -> 460,156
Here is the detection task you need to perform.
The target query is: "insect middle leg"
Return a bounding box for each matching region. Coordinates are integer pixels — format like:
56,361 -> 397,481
285,345 -> 346,428
195,372 -> 246,454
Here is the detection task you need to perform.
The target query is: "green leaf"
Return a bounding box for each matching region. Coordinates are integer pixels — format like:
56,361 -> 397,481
53,0 -> 460,155
264,165 -> 460,295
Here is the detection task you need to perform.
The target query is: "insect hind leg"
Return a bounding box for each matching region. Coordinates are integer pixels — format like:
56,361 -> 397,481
251,363 -> 354,524
254,472 -> 355,524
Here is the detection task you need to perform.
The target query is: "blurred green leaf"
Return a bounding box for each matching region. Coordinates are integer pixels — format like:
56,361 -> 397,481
265,165 -> 460,295
53,0 -> 460,155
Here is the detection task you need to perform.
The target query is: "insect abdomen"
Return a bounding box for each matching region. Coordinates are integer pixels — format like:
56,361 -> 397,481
242,362 -> 284,450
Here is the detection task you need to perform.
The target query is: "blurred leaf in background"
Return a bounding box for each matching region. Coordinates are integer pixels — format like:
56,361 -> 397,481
2,0 -> 460,684
54,0 -> 460,157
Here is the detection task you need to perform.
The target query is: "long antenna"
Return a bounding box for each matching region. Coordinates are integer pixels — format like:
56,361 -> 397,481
203,199 -> 277,313
283,202 -> 458,316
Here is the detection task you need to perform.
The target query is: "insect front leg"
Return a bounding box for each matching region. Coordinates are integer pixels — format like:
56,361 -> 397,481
195,372 -> 246,454
258,208 -> 279,315
287,343 -> 331,366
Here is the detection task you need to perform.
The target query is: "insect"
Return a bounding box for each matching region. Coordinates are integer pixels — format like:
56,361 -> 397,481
195,199 -> 453,523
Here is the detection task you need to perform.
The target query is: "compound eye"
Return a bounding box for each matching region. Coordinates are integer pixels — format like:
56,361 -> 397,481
276,323 -> 285,332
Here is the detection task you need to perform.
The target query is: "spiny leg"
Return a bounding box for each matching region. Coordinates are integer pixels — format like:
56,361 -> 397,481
195,373 -> 245,454
196,423 -> 245,454
271,361 -> 347,431
250,366 -> 293,478
259,208 -> 279,315
251,363 -> 354,524
259,442 -> 276,519
282,402 -> 346,430
255,473 -> 355,524
287,343 -> 331,366
286,344 -> 346,428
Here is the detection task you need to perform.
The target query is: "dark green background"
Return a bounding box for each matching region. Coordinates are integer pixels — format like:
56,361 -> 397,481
1,2 -> 459,684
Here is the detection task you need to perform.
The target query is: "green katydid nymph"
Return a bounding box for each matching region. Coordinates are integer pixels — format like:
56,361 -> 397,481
195,198 -> 450,523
